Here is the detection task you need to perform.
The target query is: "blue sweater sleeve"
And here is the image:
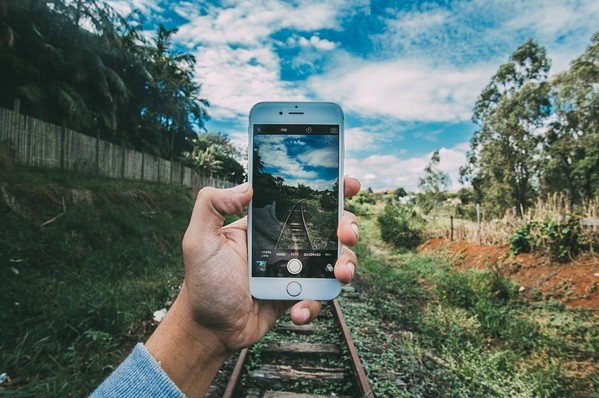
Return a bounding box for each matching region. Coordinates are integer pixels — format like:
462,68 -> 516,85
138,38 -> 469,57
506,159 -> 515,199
90,343 -> 184,398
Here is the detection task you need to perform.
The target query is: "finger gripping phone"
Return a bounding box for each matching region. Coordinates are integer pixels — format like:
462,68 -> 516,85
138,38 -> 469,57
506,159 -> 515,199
248,102 -> 344,300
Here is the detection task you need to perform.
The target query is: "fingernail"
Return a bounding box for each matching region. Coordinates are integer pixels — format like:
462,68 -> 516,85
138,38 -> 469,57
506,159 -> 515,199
351,223 -> 359,238
301,308 -> 310,323
346,262 -> 355,277
232,182 -> 249,193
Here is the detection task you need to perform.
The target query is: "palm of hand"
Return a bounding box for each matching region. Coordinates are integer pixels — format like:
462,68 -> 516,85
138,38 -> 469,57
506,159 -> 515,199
182,216 -> 286,353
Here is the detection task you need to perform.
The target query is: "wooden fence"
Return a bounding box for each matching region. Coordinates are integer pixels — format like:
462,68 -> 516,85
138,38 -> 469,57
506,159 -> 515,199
0,105 -> 233,190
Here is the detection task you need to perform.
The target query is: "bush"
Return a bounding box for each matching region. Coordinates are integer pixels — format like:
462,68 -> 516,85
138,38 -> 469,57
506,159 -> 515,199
377,203 -> 423,249
510,217 -> 587,262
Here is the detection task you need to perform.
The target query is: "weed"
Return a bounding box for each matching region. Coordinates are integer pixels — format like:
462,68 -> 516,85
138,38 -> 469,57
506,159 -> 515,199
377,203 -> 424,249
0,168 -> 192,395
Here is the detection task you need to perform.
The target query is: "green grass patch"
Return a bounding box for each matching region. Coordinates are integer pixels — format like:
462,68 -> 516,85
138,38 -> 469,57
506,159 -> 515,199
0,168 -> 195,396
345,212 -> 599,397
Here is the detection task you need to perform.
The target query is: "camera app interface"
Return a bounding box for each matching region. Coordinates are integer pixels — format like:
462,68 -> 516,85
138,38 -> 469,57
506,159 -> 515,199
252,124 -> 339,278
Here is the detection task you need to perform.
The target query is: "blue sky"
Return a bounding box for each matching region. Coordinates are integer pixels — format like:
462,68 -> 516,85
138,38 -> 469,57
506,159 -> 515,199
255,134 -> 338,190
106,0 -> 599,191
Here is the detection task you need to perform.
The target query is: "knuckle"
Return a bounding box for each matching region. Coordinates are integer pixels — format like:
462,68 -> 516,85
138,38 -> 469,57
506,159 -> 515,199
197,186 -> 216,200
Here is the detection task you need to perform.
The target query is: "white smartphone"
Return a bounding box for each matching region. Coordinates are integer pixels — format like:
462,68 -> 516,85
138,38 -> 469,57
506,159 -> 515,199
248,102 -> 344,300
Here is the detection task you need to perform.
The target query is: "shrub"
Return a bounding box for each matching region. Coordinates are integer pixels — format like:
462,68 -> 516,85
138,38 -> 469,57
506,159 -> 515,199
377,203 -> 423,249
509,216 -> 587,262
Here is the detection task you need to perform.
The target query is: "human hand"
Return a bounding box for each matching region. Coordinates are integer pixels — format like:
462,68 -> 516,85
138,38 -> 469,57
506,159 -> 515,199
146,177 -> 361,397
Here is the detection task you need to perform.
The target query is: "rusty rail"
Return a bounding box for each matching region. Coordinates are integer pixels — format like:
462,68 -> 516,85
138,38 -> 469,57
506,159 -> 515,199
332,299 -> 374,397
222,299 -> 373,397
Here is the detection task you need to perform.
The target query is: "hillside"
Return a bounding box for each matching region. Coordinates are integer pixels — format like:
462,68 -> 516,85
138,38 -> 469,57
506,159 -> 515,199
0,168 -> 197,396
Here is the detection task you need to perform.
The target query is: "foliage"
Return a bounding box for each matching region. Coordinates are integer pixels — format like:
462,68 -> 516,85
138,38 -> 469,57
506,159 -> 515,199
319,189 -> 337,211
185,132 -> 245,183
509,216 -> 588,262
354,191 -> 376,205
461,39 -> 552,217
461,33 -> 599,215
348,215 -> 598,397
377,203 -> 424,249
418,150 -> 450,214
0,0 -> 210,160
453,187 -> 478,220
394,187 -> 408,198
542,32 -> 599,202
0,168 -> 193,395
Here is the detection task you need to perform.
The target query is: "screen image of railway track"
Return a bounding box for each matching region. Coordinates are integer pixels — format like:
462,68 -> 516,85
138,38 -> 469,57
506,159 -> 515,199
276,199 -> 314,250
252,134 -> 339,252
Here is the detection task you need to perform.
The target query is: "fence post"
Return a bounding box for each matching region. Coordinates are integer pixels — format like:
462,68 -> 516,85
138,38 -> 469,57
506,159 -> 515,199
157,155 -> 161,183
141,151 -> 145,181
12,98 -> 20,149
476,203 -> 481,245
60,118 -> 66,170
95,132 -> 100,175
450,215 -> 454,241
121,146 -> 126,178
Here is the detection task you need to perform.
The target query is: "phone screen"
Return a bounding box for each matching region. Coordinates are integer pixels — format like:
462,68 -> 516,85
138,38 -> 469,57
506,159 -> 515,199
251,123 -> 339,279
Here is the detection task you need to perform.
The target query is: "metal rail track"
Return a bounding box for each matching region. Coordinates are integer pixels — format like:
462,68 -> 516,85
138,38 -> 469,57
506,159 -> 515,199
275,200 -> 314,250
220,292 -> 374,398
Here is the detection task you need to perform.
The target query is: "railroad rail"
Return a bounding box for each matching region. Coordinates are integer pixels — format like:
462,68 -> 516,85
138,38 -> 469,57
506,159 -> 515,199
216,287 -> 374,398
275,200 -> 314,250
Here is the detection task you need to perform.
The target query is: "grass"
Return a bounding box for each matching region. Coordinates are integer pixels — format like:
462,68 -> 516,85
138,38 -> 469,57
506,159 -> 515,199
0,167 -> 194,396
2,169 -> 596,396
343,210 -> 599,397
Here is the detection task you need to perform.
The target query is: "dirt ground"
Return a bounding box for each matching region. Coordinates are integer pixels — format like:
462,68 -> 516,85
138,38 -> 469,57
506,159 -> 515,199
419,238 -> 599,312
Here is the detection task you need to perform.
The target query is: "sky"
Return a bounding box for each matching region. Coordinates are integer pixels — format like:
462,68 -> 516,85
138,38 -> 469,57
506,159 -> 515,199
255,134 -> 339,191
106,0 -> 599,192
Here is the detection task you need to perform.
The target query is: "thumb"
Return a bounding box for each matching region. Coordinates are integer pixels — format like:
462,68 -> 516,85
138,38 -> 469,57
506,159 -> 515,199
185,183 -> 252,245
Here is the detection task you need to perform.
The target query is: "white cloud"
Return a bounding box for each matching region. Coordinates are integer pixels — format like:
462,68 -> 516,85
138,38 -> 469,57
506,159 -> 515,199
298,147 -> 338,168
105,0 -> 162,16
376,0 -> 599,74
345,126 -> 395,152
346,143 -> 468,192
192,45 -> 308,119
257,135 -> 317,180
309,55 -> 495,122
170,1 -> 354,121
297,36 -> 336,51
174,1 -> 346,47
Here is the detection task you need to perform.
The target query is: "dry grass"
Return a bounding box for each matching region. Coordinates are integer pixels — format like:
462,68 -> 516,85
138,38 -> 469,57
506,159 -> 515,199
427,194 -> 599,248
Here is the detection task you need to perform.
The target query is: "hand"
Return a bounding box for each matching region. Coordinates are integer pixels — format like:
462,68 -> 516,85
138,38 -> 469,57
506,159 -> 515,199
146,177 -> 361,397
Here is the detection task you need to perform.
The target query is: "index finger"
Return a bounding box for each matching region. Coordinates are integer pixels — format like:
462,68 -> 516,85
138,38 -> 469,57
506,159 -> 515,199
344,177 -> 361,198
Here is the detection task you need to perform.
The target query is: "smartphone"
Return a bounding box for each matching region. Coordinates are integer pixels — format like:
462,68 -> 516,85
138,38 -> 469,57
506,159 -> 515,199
248,102 -> 344,300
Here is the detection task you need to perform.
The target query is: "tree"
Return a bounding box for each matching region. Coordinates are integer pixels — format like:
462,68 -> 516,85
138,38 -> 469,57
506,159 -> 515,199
394,187 -> 407,198
418,150 -> 450,213
0,1 -> 211,162
191,145 -> 222,178
542,32 -> 599,202
188,133 -> 245,183
460,39 -> 552,217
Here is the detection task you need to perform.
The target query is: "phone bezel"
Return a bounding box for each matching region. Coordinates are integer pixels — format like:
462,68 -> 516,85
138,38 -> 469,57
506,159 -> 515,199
248,102 -> 344,300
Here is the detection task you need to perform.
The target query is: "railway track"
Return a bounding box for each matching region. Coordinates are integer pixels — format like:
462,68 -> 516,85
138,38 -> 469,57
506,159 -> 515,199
276,200 -> 314,250
210,287 -> 374,398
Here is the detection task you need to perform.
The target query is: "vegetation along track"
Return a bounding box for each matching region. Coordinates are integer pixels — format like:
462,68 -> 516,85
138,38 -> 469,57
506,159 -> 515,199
212,286 -> 373,397
276,199 -> 314,250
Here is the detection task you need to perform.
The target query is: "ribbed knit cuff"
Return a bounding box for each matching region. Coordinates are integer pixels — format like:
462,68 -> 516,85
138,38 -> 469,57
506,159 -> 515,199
90,343 -> 184,397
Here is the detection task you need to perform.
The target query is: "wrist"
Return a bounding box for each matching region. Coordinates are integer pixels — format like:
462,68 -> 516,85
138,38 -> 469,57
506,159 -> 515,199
145,286 -> 230,398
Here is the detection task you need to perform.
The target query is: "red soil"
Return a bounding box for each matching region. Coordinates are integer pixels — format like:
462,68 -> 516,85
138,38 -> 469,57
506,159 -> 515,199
419,238 -> 599,312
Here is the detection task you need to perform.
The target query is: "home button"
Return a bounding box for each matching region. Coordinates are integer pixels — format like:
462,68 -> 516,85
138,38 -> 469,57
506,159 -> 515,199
287,259 -> 302,274
286,282 -> 302,297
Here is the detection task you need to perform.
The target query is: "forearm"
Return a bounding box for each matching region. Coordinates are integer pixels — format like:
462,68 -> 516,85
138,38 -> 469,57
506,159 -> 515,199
145,286 -> 231,398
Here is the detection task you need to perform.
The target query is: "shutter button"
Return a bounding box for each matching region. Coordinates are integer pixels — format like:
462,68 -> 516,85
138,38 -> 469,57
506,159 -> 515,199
286,282 -> 302,297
